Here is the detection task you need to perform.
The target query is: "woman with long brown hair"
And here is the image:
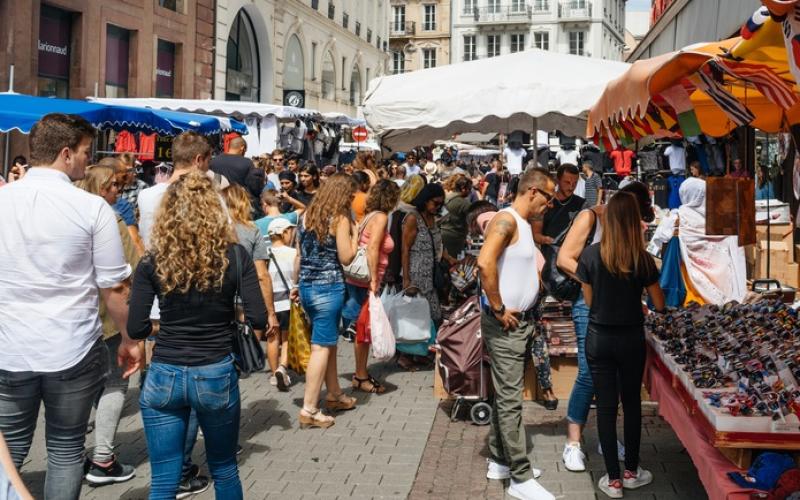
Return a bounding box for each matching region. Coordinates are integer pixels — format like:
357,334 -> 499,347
292,173 -> 359,428
575,191 -> 664,498
128,172 -> 267,499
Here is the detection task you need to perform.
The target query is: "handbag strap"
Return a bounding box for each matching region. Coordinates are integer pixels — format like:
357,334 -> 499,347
233,245 -> 244,316
553,206 -> 598,247
268,248 -> 291,292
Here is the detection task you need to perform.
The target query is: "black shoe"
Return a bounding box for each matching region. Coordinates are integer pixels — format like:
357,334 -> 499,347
85,458 -> 136,485
236,445 -> 244,456
343,325 -> 356,343
544,398 -> 559,411
176,474 -> 210,499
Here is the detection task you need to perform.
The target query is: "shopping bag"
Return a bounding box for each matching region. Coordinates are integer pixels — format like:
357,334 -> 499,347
356,296 -> 371,344
388,291 -> 432,343
369,293 -> 395,360
287,302 -> 312,375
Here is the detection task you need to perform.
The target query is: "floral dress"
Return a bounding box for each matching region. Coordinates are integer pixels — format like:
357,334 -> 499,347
403,210 -> 443,325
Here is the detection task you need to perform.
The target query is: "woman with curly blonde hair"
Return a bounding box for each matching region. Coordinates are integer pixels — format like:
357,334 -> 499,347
292,173 -> 359,428
128,171 -> 267,499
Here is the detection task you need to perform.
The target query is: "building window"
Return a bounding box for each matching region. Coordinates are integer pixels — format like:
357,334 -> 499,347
350,65 -> 361,105
487,0 -> 500,14
377,36 -> 382,49
343,12 -> 349,29
342,57 -> 346,89
392,51 -> 405,74
392,5 -> 405,32
423,48 -> 436,68
510,34 -> 525,53
328,2 -> 335,20
225,10 -> 260,101
534,31 -> 549,50
569,31 -> 586,55
534,0 -> 549,11
105,25 -> 130,98
311,0 -> 319,10
463,0 -> 475,14
311,42 -> 317,80
322,51 -> 335,99
423,4 -> 436,31
511,0 -> 526,12
355,21 -> 361,36
464,35 -> 476,61
38,5 -> 71,98
487,34 -> 500,57
155,39 -> 176,97
367,28 -> 372,42
158,0 -> 184,12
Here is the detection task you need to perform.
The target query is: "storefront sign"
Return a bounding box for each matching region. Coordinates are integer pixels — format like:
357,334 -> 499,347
38,6 -> 71,79
156,40 -> 175,97
283,90 -> 305,108
155,136 -> 173,162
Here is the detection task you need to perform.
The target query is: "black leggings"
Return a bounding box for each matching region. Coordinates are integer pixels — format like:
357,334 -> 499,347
586,324 -> 646,480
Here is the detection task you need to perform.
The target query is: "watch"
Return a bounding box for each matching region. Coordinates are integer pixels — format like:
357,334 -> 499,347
492,304 -> 506,315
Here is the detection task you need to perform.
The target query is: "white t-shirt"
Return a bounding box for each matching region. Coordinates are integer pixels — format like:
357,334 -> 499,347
0,168 -> 130,372
504,146 -> 526,175
664,145 -> 686,175
404,162 -> 421,177
575,176 -> 586,199
137,182 -> 170,248
556,149 -> 580,166
268,245 -> 297,312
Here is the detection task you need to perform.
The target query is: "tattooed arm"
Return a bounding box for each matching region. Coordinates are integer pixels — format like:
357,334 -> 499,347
477,212 -> 520,330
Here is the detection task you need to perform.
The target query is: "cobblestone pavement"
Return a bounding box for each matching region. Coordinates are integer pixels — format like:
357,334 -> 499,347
409,401 -> 708,500
20,345 -> 437,500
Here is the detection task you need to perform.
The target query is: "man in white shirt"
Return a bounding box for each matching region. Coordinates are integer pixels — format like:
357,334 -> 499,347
403,151 -> 421,177
0,114 -> 142,500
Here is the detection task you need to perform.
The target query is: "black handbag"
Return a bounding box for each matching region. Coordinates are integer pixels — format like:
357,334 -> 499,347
540,209 -> 598,303
231,246 -> 266,377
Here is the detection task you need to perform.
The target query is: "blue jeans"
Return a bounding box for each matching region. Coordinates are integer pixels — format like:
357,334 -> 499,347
299,281 -> 346,346
140,355 -> 242,500
0,339 -> 108,500
567,293 -> 594,425
342,283 -> 369,326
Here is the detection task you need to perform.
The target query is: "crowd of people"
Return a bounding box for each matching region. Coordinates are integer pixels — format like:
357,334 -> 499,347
0,113 -> 680,500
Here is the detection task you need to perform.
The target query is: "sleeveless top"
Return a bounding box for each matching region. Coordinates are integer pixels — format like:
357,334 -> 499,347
298,220 -> 343,285
497,207 -> 540,311
582,207 -> 604,245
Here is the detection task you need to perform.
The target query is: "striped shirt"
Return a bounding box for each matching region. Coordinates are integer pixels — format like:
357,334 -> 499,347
583,173 -> 603,207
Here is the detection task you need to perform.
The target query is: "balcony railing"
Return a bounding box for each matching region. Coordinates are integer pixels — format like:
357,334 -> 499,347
390,21 -> 416,36
532,2 -> 551,14
470,5 -> 533,23
558,1 -> 592,19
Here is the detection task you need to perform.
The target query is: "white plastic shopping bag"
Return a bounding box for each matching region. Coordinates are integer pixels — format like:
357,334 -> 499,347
369,292 -> 395,360
389,291 -> 432,343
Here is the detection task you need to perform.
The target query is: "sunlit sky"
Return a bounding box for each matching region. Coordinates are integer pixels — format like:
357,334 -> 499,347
626,0 -> 650,12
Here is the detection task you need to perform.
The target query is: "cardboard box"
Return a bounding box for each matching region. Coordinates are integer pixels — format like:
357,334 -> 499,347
755,241 -> 799,286
757,223 -> 794,251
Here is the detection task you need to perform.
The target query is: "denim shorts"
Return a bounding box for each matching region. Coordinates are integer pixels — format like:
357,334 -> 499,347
299,281 -> 346,347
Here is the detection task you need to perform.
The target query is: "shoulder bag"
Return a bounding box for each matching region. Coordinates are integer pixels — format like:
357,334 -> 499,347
540,208 -> 597,303
231,246 -> 266,377
342,212 -> 377,284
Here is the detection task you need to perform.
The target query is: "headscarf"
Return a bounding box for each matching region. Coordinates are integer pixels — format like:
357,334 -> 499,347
400,174 -> 426,204
677,177 -> 746,304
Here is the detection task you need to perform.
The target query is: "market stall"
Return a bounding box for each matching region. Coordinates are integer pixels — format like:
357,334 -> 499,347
362,49 -> 630,152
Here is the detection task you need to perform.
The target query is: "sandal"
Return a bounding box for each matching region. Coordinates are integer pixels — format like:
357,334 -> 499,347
324,392 -> 357,412
352,375 -> 386,394
397,354 -> 418,372
299,408 -> 335,429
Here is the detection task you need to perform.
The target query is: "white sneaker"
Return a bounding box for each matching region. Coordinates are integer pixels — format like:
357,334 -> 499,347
598,441 -> 626,461
507,478 -> 555,500
562,443 -> 586,472
485,459 -> 541,480
269,375 -> 278,386
623,466 -> 653,489
597,474 -> 624,498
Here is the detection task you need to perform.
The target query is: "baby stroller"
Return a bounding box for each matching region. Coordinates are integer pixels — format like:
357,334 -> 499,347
436,295 -> 493,425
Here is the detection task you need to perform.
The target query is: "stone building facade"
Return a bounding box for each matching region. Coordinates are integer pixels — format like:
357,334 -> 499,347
388,0 -> 452,74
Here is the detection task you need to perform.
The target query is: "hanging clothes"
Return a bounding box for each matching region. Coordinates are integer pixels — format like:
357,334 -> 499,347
667,175 -> 685,209
659,237 -> 686,308
139,133 -> 157,161
114,130 -> 137,153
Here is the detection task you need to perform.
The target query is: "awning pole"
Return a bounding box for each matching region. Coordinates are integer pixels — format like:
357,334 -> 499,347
3,133 -> 10,180
7,64 -> 14,92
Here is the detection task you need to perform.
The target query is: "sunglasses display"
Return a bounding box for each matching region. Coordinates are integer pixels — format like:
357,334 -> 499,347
647,299 -> 800,430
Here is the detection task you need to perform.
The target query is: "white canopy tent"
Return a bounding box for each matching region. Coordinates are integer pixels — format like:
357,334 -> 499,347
362,49 -> 630,152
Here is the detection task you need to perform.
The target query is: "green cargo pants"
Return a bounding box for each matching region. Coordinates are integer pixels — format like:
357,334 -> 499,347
481,311 -> 535,482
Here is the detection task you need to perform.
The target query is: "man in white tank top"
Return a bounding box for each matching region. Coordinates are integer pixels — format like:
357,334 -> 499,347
477,168 -> 557,500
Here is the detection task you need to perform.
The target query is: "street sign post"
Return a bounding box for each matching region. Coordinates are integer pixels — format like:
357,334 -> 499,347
352,126 -> 368,148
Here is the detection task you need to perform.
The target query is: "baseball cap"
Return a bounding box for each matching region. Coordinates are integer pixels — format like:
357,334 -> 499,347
267,218 -> 296,236
728,452 -> 796,491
